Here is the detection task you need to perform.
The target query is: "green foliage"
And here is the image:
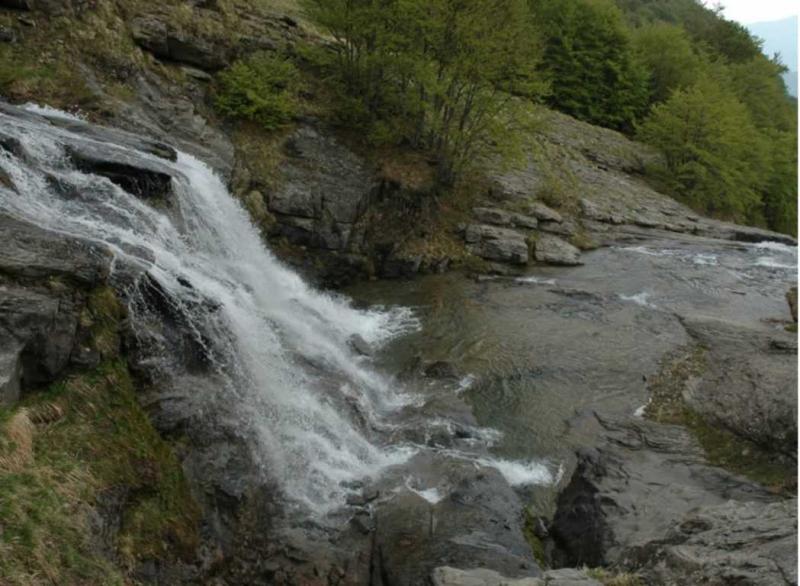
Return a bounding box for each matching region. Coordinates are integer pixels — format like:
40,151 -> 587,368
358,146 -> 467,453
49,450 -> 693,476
303,0 -> 544,184
638,80 -> 768,223
632,22 -> 704,104
214,52 -> 299,129
0,45 -> 95,111
614,0 -> 763,63
532,0 -> 650,131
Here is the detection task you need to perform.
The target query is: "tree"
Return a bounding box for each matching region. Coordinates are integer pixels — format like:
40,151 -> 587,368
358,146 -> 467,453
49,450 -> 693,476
304,0 -> 544,184
638,80 -> 768,223
532,0 -> 649,131
632,22 -> 704,104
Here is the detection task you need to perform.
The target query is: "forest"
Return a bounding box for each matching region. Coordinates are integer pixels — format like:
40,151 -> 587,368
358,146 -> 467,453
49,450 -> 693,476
285,0 -> 798,234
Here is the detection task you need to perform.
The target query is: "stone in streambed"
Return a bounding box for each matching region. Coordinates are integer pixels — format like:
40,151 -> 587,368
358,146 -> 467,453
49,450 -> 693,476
423,361 -> 459,379
348,334 -> 373,356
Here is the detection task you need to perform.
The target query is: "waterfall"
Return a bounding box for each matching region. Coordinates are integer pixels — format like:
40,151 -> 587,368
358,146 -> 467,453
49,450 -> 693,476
0,105 -> 555,514
0,106 -> 421,512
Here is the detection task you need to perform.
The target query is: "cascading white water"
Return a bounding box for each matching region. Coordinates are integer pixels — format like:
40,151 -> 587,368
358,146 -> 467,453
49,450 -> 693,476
0,106 -> 556,513
0,107 -> 424,512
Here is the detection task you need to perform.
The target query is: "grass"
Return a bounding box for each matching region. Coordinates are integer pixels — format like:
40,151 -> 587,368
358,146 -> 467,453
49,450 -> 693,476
0,285 -> 199,584
0,361 -> 200,584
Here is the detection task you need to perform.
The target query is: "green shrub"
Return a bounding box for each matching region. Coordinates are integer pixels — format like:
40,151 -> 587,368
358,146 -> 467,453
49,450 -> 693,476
214,52 -> 299,129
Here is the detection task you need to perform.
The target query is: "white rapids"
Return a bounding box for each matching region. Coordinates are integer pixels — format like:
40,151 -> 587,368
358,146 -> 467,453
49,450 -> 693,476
0,107 -> 555,514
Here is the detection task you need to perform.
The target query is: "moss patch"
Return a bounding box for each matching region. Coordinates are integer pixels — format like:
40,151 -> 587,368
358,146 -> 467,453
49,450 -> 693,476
522,507 -> 548,568
645,346 -> 794,492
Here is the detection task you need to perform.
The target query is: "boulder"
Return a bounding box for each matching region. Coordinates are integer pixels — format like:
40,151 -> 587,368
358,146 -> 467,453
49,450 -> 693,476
551,414 -> 777,568
628,499 -> 797,586
465,224 -> 529,265
529,203 -> 563,223
788,287 -> 797,322
533,234 -> 581,266
371,453 -> 541,586
472,207 -> 512,226
681,317 -> 798,454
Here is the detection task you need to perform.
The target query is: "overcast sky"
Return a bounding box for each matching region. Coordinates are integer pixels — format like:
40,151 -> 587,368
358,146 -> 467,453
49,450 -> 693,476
707,0 -> 798,24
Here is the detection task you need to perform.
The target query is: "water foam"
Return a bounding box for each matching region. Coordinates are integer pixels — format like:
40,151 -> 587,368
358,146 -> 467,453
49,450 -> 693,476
620,292 -> 657,309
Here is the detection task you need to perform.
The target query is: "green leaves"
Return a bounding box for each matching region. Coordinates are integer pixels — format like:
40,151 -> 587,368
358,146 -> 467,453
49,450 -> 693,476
214,52 -> 300,130
303,0 -> 544,184
638,80 -> 772,224
533,0 -> 650,131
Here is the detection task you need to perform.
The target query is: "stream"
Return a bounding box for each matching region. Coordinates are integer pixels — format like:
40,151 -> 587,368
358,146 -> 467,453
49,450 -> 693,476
348,237 -> 797,512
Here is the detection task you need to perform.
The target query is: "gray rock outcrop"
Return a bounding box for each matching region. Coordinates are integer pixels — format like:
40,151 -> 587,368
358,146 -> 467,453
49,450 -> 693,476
465,224 -> 529,265
681,317 -> 798,455
626,498 -> 797,586
549,409 -> 797,586
432,567 -> 601,586
269,125 -> 375,252
533,234 -> 582,266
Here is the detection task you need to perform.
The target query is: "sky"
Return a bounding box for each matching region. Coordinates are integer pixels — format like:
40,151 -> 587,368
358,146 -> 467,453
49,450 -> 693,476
706,0 -> 798,24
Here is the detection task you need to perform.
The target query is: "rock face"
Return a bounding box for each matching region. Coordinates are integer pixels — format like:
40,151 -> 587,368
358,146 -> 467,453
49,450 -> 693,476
132,15 -> 229,71
269,125 -> 374,252
528,203 -> 563,224
549,411 -> 798,586
465,224 -> 529,265
627,498 -> 798,586
0,215 -> 113,286
681,317 -> 798,454
533,234 -> 582,266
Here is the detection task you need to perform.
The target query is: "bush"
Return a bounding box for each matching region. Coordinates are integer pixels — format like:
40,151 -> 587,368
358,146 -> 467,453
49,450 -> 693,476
214,52 -> 299,129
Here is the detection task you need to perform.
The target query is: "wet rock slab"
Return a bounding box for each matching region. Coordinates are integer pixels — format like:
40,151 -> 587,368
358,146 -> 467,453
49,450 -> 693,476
550,413 -> 790,578
681,316 -> 798,455
370,452 -> 542,586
